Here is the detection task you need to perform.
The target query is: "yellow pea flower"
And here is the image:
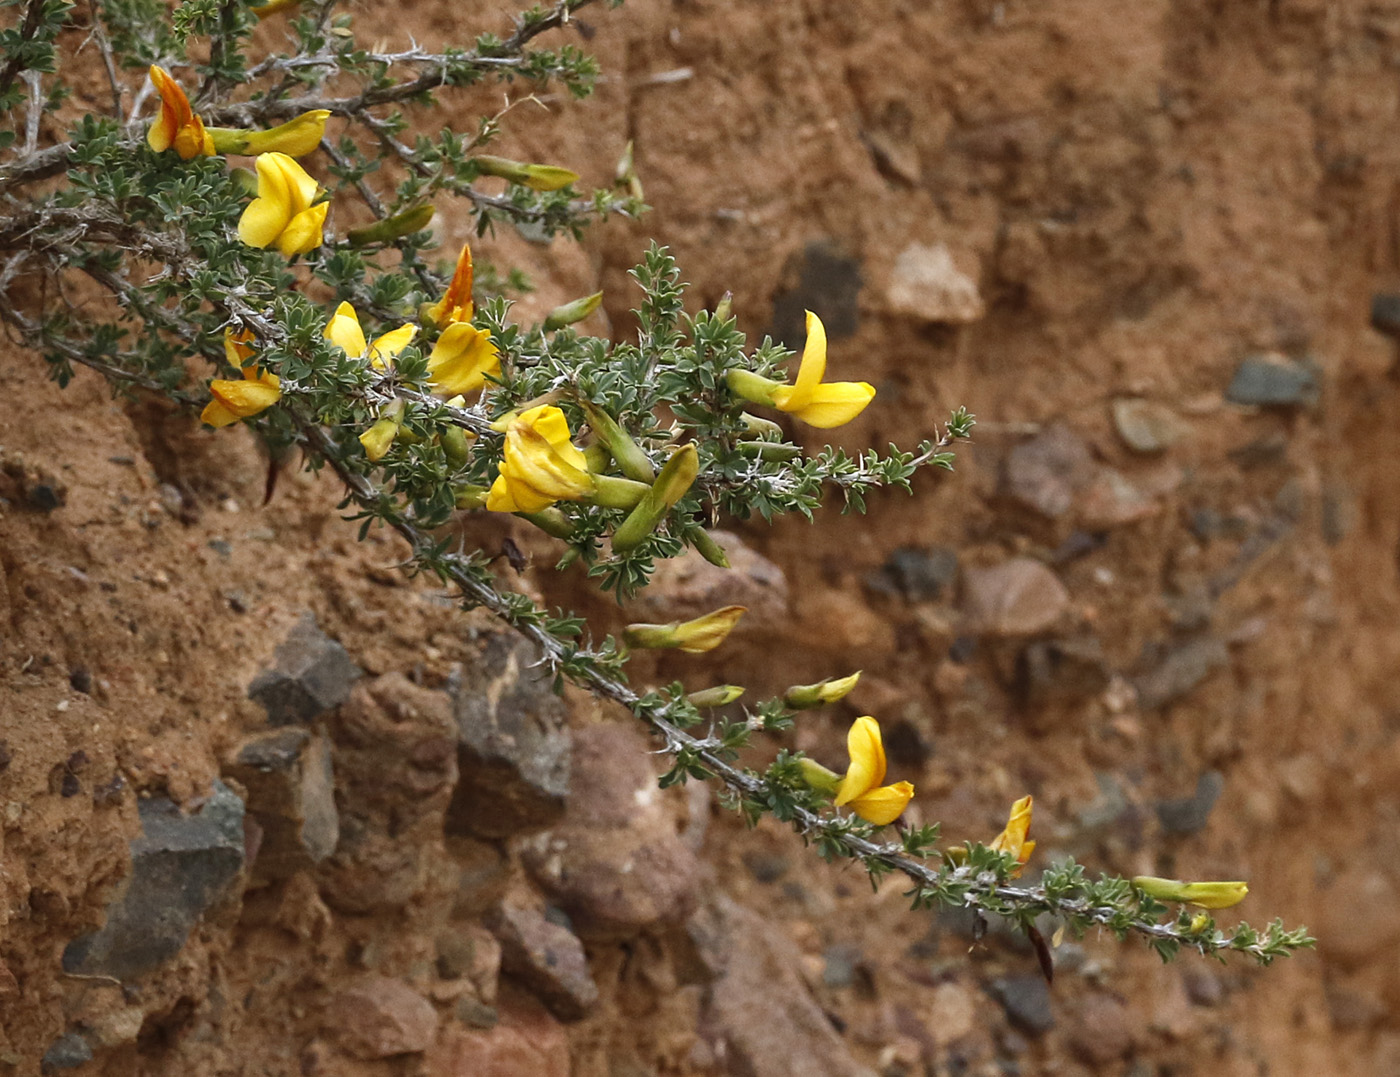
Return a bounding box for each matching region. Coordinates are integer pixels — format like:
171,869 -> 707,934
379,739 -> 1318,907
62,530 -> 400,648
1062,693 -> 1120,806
201,329 -> 280,427
323,302 -> 416,369
1132,877 -> 1249,910
989,795 -> 1036,877
473,154 -> 579,192
238,152 -> 328,257
147,65 -> 214,159
485,405 -> 596,513
427,322 -> 500,397
423,244 -> 475,328
623,605 -> 748,655
208,110 -> 331,158
770,311 -> 875,428
834,716 -> 915,826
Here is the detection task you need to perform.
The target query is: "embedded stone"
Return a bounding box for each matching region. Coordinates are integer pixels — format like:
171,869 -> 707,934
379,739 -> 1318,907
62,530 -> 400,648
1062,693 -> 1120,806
886,242 -> 985,324
1224,354 -> 1319,409
1156,770 -> 1224,835
629,530 -> 789,630
445,634 -> 571,840
329,976 -> 438,1059
1111,398 -> 1186,453
961,559 -> 1069,637
1003,425 -> 1097,519
1133,637 -> 1228,711
249,614 -> 362,725
40,1033 -> 92,1073
62,781 -> 245,980
226,727 -> 338,880
991,975 -> 1055,1036
489,904 -> 599,1021
770,240 -> 863,346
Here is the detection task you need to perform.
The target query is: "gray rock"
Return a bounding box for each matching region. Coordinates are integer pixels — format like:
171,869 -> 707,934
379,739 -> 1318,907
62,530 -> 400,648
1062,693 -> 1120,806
1110,399 -> 1186,453
1224,355 -> 1319,409
961,559 -> 1070,637
821,943 -> 863,989
1132,637 -> 1228,710
225,727 -> 338,880
1016,637 -> 1110,706
40,1033 -> 92,1073
1182,966 -> 1224,1008
1371,293 -> 1400,338
869,546 -> 958,603
248,615 -> 362,725
771,240 -> 863,347
1003,426 -> 1096,519
489,904 -> 599,1021
1156,771 -> 1224,835
445,634 -> 571,840
63,781 -> 245,980
991,974 -> 1055,1036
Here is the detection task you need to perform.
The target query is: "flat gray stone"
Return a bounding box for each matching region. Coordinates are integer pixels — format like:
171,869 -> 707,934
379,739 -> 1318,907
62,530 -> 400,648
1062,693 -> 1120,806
249,614 -> 362,725
226,727 -> 338,880
1225,355 -> 1319,409
40,1033 -> 92,1073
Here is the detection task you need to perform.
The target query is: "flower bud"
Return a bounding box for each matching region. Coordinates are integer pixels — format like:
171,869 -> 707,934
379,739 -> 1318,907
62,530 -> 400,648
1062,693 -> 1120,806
453,485 -> 489,510
440,424 -> 472,468
684,526 -> 730,568
624,605 -> 746,655
1131,876 -> 1249,910
345,204 -> 436,247
739,412 -> 784,438
712,291 -> 733,323
208,109 -> 330,157
797,757 -> 844,796
686,685 -> 745,708
726,367 -> 782,407
520,507 -> 577,539
359,400 -> 406,462
578,397 -> 654,482
473,154 -> 579,191
544,291 -> 604,331
611,444 -> 698,554
784,671 -> 861,710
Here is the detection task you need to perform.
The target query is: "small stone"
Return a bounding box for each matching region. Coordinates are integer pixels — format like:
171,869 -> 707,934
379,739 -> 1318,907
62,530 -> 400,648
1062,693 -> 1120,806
821,943 -> 862,989
62,780 -> 245,980
455,998 -> 499,1030
86,1006 -> 145,1048
437,923 -> 501,1004
40,1033 -> 92,1073
1077,469 -> 1160,530
1371,293 -> 1400,338
0,740 -> 10,774
1110,399 -> 1187,453
927,982 -> 976,1046
1068,994 -> 1133,1064
991,975 -> 1055,1036
770,240 -> 862,346
3,455 -> 68,513
248,614 -> 362,725
68,667 -> 93,694
1182,966 -> 1224,1008
1224,354 -> 1319,409
1003,426 -> 1096,519
741,850 -> 791,884
445,634 -> 571,840
1132,637 -> 1228,711
886,242 -> 984,325
225,727 -> 339,880
961,559 -> 1069,637
1316,869 -> 1400,969
1156,771 -> 1224,835
1016,637 -> 1110,706
868,546 -> 958,603
489,904 -> 599,1021
449,838 -> 511,918
330,976 -> 438,1059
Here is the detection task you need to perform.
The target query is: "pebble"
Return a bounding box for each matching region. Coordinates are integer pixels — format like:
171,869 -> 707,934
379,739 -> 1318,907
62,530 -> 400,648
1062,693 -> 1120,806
62,780 -> 246,980
330,976 -> 438,1059
867,546 -> 959,603
1315,868 -> 1400,969
885,242 -> 985,324
445,633 -> 571,840
770,239 -> 863,346
1132,636 -> 1228,711
1110,399 -> 1187,453
961,559 -> 1070,637
1155,770 -> 1224,835
225,727 -> 339,880
926,982 -> 976,1046
991,974 -> 1055,1036
489,904 -> 599,1021
1181,966 -> 1224,1008
1016,637 -> 1110,706
1224,354 -> 1319,409
821,944 -> 863,989
1003,425 -> 1096,519
248,614 -> 363,726
1076,469 -> 1160,529
39,1033 -> 92,1073
1068,994 -> 1133,1064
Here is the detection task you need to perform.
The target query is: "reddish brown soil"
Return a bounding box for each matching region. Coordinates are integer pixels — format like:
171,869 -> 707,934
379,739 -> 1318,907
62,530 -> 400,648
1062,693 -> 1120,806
5,0 -> 1400,1074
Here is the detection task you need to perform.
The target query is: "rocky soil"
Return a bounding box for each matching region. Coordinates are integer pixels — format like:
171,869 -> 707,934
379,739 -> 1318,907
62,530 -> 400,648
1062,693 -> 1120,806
5,0 -> 1400,1075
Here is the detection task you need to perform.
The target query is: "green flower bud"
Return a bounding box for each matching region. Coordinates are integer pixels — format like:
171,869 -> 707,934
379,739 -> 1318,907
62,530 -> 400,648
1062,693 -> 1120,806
346,204 -> 436,247
544,291 -> 604,331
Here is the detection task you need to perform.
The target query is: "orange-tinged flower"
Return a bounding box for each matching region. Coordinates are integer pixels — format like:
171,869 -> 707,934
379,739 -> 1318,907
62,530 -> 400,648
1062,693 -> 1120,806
424,244 -> 475,327
147,65 -> 214,159
427,322 -> 499,397
238,152 -> 328,257
989,795 -> 1036,877
323,302 -> 416,370
770,311 -> 875,428
201,329 -> 280,427
834,716 -> 915,826
486,405 -> 595,513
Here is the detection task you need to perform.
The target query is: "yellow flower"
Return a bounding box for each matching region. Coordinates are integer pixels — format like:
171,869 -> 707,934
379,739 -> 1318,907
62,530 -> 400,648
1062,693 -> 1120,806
359,400 -> 405,462
623,605 -> 748,655
989,795 -> 1036,877
834,716 -> 915,826
146,65 -> 214,159
209,110 -> 331,158
423,244 -> 475,327
427,322 -> 500,397
201,329 -> 280,427
770,311 -> 875,428
323,302 -> 417,369
238,152 -> 328,257
785,670 -> 861,709
485,405 -> 595,513
1131,877 -> 1249,910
